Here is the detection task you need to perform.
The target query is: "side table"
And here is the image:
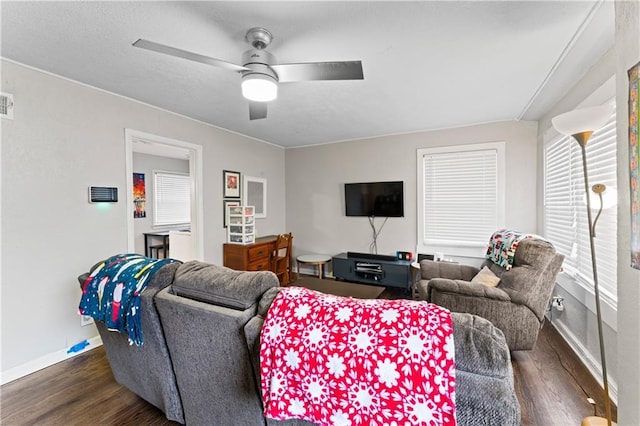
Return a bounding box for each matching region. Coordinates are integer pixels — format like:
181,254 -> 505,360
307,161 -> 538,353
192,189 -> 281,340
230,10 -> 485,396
297,254 -> 332,279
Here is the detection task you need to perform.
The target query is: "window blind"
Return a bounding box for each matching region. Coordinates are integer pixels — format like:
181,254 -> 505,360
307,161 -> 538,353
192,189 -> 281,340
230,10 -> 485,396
153,171 -> 191,226
420,145 -> 500,247
544,107 -> 617,302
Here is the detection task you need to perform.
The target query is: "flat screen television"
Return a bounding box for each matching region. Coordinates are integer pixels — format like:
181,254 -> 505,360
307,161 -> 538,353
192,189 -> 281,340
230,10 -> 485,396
345,181 -> 404,217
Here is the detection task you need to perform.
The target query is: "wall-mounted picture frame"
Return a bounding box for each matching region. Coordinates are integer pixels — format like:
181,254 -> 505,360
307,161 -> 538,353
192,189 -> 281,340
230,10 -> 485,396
133,172 -> 146,218
244,176 -> 267,219
223,199 -> 240,228
628,60 -> 640,269
223,170 -> 241,199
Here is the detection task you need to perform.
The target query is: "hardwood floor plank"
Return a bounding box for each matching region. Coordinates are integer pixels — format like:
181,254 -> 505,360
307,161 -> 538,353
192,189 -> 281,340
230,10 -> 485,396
1,347 -> 176,425
512,320 -> 617,426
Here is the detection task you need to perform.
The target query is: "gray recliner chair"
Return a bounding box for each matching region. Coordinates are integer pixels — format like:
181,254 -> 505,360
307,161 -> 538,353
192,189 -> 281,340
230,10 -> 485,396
417,237 -> 564,350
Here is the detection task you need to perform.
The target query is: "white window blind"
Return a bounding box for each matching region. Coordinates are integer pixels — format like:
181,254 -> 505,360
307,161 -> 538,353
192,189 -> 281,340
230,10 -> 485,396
544,106 -> 617,302
417,142 -> 505,255
153,171 -> 191,226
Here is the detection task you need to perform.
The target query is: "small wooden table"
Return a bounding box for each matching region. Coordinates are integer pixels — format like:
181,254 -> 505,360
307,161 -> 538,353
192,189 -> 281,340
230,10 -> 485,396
297,254 -> 332,279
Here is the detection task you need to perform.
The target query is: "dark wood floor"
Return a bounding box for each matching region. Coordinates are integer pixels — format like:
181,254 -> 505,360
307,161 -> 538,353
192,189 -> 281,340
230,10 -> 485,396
1,286 -> 616,425
0,346 -> 177,426
513,320 -> 617,425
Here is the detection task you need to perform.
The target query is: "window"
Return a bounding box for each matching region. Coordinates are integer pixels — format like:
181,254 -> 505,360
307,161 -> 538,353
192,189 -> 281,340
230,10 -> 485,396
543,104 -> 617,302
417,142 -> 505,257
153,171 -> 191,226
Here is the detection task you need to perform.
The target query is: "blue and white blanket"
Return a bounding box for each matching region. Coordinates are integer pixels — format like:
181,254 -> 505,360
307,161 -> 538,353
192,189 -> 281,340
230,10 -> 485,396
79,253 -> 180,345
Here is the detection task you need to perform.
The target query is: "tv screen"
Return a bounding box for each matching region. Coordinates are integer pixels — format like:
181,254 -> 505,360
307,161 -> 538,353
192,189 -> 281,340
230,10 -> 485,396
345,181 -> 404,217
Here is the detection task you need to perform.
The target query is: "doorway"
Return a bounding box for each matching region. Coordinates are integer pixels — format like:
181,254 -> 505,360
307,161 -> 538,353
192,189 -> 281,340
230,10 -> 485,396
124,129 -> 204,260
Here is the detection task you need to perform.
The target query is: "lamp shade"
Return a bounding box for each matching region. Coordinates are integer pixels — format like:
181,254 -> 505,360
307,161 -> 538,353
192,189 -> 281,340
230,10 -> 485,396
241,74 -> 278,102
583,185 -> 617,210
551,104 -> 614,136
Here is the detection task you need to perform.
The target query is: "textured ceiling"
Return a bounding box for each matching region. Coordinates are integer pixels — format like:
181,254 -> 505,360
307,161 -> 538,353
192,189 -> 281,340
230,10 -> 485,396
1,1 -> 614,148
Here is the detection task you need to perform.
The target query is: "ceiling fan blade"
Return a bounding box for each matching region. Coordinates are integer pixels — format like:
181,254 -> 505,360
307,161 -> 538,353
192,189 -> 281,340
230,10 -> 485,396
272,61 -> 363,82
249,102 -> 268,120
132,39 -> 249,73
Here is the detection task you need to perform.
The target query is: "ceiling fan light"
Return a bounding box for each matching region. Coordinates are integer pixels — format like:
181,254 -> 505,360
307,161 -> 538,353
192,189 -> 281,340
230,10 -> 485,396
241,74 -> 277,102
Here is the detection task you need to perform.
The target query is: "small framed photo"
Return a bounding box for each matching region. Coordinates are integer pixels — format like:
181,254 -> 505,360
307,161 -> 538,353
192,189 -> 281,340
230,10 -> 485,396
223,170 -> 241,198
223,199 -> 240,228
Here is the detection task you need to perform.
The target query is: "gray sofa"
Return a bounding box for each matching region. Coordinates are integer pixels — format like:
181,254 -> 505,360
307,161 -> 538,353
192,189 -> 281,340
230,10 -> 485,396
154,261 -> 276,426
80,260 -> 521,425
246,288 -> 521,426
77,262 -> 184,423
417,238 -> 564,350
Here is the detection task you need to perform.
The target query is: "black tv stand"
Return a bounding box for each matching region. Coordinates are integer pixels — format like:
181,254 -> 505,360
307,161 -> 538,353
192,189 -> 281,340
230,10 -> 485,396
333,252 -> 412,291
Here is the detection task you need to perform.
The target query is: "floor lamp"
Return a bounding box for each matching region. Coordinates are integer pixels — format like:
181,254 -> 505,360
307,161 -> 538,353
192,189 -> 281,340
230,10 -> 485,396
552,104 -> 615,426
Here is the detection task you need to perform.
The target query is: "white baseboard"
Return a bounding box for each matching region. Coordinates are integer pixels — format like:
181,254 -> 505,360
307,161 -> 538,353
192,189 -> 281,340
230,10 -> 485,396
1,336 -> 103,385
550,319 -> 618,405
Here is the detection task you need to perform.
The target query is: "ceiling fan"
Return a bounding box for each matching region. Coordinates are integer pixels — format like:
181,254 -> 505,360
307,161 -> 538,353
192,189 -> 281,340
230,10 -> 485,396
132,27 -> 364,120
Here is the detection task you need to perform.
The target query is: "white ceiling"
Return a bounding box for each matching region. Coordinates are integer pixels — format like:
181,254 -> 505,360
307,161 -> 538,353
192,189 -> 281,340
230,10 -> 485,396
1,1 -> 614,148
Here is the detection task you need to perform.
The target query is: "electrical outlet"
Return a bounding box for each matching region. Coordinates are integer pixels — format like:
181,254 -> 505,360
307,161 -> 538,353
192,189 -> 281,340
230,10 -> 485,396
80,315 -> 94,327
551,296 -> 565,312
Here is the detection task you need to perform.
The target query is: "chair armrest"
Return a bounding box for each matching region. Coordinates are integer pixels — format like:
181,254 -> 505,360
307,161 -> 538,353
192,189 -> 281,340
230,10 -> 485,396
427,278 -> 511,302
420,260 -> 479,281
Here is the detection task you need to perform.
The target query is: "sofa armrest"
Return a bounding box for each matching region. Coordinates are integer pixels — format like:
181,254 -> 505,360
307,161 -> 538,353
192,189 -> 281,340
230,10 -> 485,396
451,312 -> 512,376
451,312 -> 521,425
420,260 -> 479,281
425,278 -> 511,302
77,260 -> 179,292
258,286 -> 281,317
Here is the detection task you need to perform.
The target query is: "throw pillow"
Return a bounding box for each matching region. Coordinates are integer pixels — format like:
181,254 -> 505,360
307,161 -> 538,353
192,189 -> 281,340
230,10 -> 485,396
471,266 -> 501,287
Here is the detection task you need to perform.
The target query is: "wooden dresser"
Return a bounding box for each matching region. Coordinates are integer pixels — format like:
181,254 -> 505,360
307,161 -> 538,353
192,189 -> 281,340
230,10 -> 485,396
223,235 -> 277,272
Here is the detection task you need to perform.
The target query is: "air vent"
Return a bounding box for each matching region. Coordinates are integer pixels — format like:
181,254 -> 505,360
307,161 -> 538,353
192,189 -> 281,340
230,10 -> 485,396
0,92 -> 14,119
89,186 -> 118,203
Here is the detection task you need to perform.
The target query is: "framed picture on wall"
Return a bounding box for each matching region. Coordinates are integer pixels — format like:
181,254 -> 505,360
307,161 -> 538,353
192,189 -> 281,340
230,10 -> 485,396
244,175 -> 267,218
223,199 -> 240,228
629,60 -> 640,269
223,170 -> 241,198
133,172 -> 146,218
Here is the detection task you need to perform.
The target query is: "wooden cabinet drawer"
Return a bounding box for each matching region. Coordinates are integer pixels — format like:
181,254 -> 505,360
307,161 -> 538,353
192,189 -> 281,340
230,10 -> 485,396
248,246 -> 270,262
223,236 -> 278,274
247,259 -> 270,271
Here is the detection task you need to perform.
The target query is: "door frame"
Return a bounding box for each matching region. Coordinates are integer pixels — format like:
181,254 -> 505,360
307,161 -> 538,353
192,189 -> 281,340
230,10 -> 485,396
124,128 -> 204,260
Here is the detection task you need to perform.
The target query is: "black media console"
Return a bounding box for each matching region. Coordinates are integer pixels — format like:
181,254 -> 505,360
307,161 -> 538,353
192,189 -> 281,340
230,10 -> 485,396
332,252 -> 412,291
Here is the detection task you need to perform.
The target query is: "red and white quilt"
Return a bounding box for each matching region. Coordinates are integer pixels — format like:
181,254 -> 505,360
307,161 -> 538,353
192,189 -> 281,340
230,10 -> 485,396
259,286 -> 456,426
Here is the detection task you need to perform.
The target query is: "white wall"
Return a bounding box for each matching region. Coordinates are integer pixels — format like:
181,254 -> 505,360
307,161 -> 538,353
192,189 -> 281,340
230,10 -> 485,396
132,153 -> 189,254
285,120 -> 538,272
535,1 -> 640,421
0,60 -> 286,380
614,0 -> 640,423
